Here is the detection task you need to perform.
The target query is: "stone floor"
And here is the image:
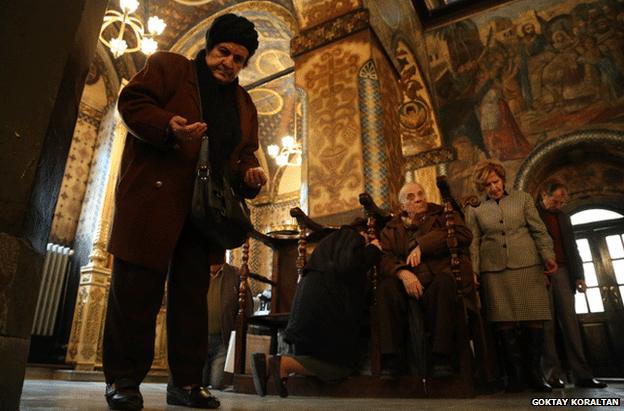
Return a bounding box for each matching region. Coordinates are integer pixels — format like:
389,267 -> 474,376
20,378 -> 624,411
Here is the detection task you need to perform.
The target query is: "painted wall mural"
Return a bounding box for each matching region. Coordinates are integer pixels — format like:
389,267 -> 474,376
297,32 -> 369,218
425,0 -> 624,199
395,39 -> 442,156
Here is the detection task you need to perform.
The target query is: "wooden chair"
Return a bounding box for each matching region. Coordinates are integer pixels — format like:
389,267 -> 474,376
232,208 -> 338,392
232,186 -> 493,397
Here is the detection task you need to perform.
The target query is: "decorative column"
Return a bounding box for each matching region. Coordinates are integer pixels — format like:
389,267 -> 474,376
65,113 -> 125,370
292,7 -> 404,222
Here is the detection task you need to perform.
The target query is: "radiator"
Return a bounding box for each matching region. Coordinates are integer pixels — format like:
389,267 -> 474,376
31,243 -> 74,336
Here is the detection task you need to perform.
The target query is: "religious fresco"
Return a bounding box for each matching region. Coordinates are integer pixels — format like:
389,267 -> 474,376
395,39 -> 442,156
296,31 -> 370,218
425,0 -> 624,199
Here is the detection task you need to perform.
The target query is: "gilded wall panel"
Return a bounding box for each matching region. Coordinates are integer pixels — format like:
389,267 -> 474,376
296,32 -> 370,218
293,0 -> 361,30
425,0 -> 624,199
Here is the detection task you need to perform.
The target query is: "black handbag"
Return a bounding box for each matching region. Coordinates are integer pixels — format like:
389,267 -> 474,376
191,135 -> 252,249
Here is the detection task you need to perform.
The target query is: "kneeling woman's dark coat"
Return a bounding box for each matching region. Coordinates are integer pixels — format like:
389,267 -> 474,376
284,226 -> 382,369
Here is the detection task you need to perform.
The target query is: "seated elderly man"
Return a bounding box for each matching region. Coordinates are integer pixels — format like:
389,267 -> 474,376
378,182 -> 475,377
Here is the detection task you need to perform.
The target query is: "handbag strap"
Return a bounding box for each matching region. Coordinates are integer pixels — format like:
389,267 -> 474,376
196,135 -> 212,181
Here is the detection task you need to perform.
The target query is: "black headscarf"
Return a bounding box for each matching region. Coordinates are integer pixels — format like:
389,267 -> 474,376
205,13 -> 259,59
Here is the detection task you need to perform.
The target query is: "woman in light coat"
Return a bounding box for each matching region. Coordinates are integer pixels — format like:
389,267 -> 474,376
465,160 -> 557,392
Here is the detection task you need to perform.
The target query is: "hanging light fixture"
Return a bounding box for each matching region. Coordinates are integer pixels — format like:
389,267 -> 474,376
267,135 -> 302,167
99,0 -> 166,59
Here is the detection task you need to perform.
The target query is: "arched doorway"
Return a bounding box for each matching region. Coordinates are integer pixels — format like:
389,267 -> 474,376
516,129 -> 624,378
570,208 -> 624,377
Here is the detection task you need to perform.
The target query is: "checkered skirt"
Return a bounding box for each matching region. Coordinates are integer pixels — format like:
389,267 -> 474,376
482,265 -> 551,322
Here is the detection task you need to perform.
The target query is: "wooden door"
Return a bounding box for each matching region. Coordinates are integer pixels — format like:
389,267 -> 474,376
573,218 -> 624,377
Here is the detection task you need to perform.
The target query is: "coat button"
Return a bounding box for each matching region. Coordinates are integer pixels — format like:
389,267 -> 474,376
499,220 -> 504,224
154,181 -> 163,189
501,232 -> 506,236
502,244 -> 507,248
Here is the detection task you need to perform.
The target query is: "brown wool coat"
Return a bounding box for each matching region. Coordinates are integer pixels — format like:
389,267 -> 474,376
108,52 -> 260,272
379,203 -> 475,294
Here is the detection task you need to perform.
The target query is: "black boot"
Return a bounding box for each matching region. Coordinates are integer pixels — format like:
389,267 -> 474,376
526,327 -> 552,393
499,328 -> 525,392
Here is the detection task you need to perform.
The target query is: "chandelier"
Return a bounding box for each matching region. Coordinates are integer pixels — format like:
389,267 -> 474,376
267,136 -> 302,167
99,0 -> 166,58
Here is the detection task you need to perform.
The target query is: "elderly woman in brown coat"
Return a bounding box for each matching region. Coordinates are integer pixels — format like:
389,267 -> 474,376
465,160 -> 557,392
378,182 -> 475,377
104,14 -> 267,410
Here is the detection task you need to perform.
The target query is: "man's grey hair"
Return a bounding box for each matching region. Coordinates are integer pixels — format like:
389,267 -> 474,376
398,182 -> 424,204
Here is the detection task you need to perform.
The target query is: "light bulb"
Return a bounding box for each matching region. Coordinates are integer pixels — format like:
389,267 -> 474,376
276,154 -> 288,166
119,0 -> 139,14
281,135 -> 295,149
148,16 -> 166,35
141,37 -> 158,55
267,144 -> 279,158
110,38 -> 128,58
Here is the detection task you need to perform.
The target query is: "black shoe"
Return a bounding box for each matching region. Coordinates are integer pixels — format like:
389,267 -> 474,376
105,384 -> 143,410
166,385 -> 220,409
250,353 -> 267,396
575,378 -> 607,388
269,355 -> 288,398
548,377 -> 565,388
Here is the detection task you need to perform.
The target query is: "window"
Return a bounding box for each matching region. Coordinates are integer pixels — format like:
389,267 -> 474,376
574,238 -> 604,314
571,209 -> 623,226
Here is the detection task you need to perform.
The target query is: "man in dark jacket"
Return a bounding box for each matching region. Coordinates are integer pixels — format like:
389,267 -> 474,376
103,14 -> 267,410
537,182 -> 606,389
378,182 -> 474,377
250,220 -> 382,397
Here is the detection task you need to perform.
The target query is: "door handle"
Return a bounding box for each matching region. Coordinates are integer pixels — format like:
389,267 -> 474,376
601,285 -> 620,304
608,285 -> 620,305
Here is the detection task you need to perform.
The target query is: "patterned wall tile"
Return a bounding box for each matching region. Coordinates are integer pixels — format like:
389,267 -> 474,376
358,60 -> 390,210
49,103 -> 104,245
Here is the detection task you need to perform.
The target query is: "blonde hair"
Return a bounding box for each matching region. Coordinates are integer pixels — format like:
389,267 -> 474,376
473,160 -> 506,193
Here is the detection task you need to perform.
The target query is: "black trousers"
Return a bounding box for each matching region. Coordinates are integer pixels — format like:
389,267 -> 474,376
103,222 -> 213,387
378,273 -> 457,356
